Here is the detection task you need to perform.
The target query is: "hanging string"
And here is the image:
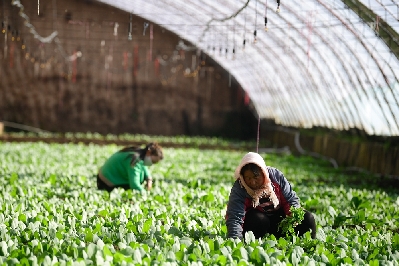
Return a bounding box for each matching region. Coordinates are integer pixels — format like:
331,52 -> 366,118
37,0 -> 40,16
128,13 -> 133,40
149,23 -> 153,61
276,0 -> 280,13
264,0 -> 268,31
256,115 -> 260,153
233,19 -> 236,60
143,22 -> 149,36
213,26 -> 216,53
219,25 -> 222,56
243,13 -> 246,49
306,11 -> 313,69
254,0 -> 258,43
225,23 -> 228,58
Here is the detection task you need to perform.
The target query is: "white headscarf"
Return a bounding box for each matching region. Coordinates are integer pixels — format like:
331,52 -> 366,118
235,152 -> 279,208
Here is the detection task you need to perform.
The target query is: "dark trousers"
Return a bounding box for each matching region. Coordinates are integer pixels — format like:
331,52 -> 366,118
96,175 -> 130,192
243,208 -> 316,239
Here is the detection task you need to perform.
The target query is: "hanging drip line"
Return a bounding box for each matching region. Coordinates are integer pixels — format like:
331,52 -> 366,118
219,24 -> 222,56
213,26 -> 216,53
37,0 -> 40,15
276,0 -> 281,13
128,13 -> 133,40
243,13 -> 247,49
256,115 -> 260,153
225,23 -> 229,58
233,19 -> 236,59
264,0 -> 268,31
254,0 -> 258,43
225,23 -> 230,58
143,22 -> 149,36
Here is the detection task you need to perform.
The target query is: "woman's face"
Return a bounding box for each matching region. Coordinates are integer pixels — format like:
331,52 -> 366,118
243,168 -> 265,190
145,150 -> 162,164
150,155 -> 162,164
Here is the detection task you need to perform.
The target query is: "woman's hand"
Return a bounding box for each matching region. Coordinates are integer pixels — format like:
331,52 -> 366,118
146,179 -> 153,191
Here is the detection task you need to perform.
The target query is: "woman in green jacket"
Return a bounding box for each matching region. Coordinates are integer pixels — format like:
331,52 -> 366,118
97,142 -> 164,192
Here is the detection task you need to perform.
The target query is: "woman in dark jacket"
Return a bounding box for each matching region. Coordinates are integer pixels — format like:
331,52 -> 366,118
225,152 -> 316,239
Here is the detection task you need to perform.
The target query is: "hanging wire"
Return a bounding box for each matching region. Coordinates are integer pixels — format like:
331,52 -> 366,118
225,23 -> 228,58
264,0 -> 268,31
233,19 -> 236,60
254,0 -> 258,43
243,13 -> 247,49
128,13 -> 133,40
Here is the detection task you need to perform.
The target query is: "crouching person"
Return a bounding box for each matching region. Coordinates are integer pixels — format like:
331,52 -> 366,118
225,152 -> 316,240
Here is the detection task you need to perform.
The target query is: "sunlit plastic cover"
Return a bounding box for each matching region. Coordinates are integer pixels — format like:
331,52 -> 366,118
97,0 -> 399,136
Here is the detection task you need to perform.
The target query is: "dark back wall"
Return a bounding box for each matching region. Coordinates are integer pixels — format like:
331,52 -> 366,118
0,0 -> 257,139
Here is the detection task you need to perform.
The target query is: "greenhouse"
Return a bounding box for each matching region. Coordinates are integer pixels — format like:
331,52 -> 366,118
0,0 -> 399,265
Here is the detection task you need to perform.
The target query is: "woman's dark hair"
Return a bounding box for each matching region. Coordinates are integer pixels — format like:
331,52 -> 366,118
240,163 -> 261,177
119,142 -> 163,166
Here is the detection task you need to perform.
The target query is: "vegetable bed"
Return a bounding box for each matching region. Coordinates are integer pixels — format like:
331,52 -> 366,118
0,142 -> 398,265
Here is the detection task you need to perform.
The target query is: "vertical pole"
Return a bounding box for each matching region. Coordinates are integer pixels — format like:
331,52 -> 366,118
256,116 -> 260,153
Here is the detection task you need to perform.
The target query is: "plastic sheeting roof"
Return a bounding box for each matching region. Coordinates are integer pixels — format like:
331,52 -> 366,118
98,0 -> 399,136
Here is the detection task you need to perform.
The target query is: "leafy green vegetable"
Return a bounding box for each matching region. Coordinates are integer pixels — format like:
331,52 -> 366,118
278,206 -> 306,237
0,141 -> 398,264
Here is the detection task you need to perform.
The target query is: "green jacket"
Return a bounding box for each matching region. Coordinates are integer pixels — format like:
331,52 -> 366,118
100,151 -> 150,191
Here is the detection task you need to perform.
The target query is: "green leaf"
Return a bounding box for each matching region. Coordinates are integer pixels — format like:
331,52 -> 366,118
166,251 -> 176,261
216,255 -> 227,264
18,214 -> 27,223
103,245 -> 113,257
350,196 -> 362,209
175,251 -> 185,261
113,252 -> 129,264
188,253 -> 197,261
56,230 -> 63,240
207,239 -> 215,251
48,174 -> 57,185
354,209 -> 366,223
85,231 -> 93,243
393,233 -> 399,249
201,192 -> 214,202
169,226 -> 182,237
142,239 -> 155,248
327,205 -> 339,217
10,173 -> 18,185
143,219 -> 152,233
86,243 -> 97,259
133,249 -> 142,264
179,237 -> 192,247
19,258 -> 30,266
249,247 -> 260,264
369,259 -> 379,266
333,213 -> 352,227
98,210 -> 109,217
